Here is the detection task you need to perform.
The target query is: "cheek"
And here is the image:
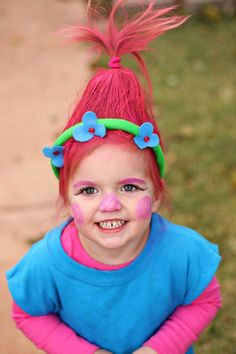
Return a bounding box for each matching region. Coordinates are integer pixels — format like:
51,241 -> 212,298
135,196 -> 152,220
70,203 -> 84,226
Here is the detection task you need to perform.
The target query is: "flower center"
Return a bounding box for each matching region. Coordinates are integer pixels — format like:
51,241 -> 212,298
89,127 -> 95,134
53,151 -> 60,156
144,136 -> 150,142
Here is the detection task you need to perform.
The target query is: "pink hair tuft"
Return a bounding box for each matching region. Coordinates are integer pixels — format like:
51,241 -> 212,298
60,0 -> 188,103
57,0 -> 189,206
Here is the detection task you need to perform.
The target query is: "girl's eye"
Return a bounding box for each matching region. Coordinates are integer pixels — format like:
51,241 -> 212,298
73,187 -> 98,196
81,187 -> 98,195
121,184 -> 139,192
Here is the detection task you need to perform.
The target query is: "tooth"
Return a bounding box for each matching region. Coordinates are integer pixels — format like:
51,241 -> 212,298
99,219 -> 125,229
99,220 -> 125,229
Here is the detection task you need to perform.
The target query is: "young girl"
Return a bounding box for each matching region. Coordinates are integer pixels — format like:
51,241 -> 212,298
6,1 -> 222,354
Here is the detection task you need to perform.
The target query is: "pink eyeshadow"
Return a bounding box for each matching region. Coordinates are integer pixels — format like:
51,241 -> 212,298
136,196 -> 152,219
71,203 -> 84,226
118,178 -> 146,186
73,180 -> 95,189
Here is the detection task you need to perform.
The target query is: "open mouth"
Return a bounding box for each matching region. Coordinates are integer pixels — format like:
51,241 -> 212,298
96,219 -> 127,231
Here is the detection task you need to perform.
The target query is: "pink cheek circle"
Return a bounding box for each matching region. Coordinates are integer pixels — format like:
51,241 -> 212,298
136,196 -> 152,220
71,203 -> 84,226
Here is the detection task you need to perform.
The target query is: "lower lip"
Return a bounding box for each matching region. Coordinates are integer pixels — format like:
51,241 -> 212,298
96,222 -> 127,233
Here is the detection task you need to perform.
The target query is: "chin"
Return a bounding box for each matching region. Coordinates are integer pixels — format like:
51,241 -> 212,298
98,236 -> 128,249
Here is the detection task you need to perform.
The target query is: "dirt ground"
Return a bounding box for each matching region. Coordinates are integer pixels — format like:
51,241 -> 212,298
0,0 -> 90,352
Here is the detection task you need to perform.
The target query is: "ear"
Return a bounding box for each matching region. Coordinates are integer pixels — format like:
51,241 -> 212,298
65,203 -> 73,218
151,196 -> 161,212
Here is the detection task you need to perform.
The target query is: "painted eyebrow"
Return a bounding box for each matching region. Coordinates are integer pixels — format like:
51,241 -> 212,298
73,180 -> 96,189
118,178 -> 147,185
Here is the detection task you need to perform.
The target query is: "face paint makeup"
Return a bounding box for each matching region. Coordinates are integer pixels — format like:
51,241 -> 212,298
99,193 -> 122,212
118,178 -> 147,186
136,196 -> 152,219
71,203 -> 84,226
72,180 -> 96,195
73,180 -> 96,189
67,144 -> 157,264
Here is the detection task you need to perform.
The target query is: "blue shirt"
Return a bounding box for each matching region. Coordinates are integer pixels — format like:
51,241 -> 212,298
6,213 -> 221,354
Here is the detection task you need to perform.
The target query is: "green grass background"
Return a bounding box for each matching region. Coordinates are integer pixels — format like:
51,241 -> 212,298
148,17 -> 236,354
96,15 -> 236,353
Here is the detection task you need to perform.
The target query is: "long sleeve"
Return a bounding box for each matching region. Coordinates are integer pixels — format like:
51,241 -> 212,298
11,301 -> 99,354
144,276 -> 222,354
9,222 -> 126,354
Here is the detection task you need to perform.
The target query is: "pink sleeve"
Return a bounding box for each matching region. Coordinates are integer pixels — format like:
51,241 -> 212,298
144,276 -> 222,354
11,301 -> 99,354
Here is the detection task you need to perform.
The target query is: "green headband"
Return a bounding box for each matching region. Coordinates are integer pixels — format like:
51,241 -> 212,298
43,111 -> 165,179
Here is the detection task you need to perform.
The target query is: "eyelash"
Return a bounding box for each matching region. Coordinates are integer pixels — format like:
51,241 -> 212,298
76,187 -> 98,196
73,184 -> 145,196
120,184 -> 142,192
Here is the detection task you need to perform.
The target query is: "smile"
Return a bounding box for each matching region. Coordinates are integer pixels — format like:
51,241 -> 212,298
98,219 -> 126,230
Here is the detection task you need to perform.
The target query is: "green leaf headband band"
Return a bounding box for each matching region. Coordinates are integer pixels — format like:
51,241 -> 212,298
43,111 -> 165,179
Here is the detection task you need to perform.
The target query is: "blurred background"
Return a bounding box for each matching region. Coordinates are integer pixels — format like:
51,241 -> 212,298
0,0 -> 235,353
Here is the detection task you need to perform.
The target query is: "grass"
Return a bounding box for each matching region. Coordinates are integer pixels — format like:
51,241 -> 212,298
151,17 -> 236,354
96,15 -> 236,353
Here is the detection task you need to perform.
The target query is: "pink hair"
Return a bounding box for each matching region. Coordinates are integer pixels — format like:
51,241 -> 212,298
58,0 -> 188,206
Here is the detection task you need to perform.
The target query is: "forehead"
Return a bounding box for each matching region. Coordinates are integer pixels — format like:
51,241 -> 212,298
71,144 -> 149,181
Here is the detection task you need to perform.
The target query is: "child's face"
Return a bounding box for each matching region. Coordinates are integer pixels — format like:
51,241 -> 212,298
67,144 -> 160,263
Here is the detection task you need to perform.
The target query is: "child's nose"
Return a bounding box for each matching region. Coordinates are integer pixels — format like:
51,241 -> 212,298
99,193 -> 122,212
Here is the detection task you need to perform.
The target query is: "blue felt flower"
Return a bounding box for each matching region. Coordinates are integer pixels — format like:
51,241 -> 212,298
42,146 -> 64,168
73,111 -> 106,142
134,122 -> 160,150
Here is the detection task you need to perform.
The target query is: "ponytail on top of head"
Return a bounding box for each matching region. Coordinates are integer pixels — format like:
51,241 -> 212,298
61,0 -> 188,129
58,0 -> 188,205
